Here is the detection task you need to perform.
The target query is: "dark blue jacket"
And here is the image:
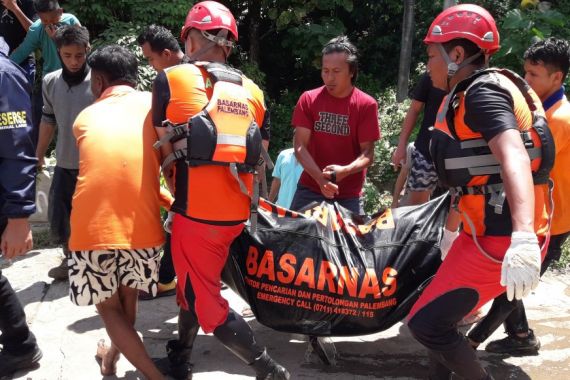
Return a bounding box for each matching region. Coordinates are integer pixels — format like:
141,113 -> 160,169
0,38 -> 36,218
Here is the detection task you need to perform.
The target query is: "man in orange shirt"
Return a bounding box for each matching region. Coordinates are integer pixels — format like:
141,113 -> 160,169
69,45 -> 165,380
152,2 -> 288,379
468,37 -> 570,356
136,23 -> 190,300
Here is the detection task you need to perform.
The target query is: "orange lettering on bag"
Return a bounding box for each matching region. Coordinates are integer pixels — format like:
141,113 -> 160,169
358,268 -> 381,299
381,267 -> 398,296
256,249 -> 275,281
316,260 -> 338,293
375,209 -> 395,230
337,266 -> 359,297
294,258 -> 316,289
277,253 -> 297,284
246,246 -> 259,275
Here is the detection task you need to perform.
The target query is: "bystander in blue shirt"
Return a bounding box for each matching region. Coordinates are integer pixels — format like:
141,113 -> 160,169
271,148 -> 303,209
9,13 -> 79,76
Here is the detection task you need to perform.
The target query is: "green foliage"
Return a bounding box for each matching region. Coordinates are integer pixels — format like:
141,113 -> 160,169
283,18 -> 346,68
267,90 -> 302,161
363,87 -> 411,213
355,72 -> 384,100
234,59 -> 267,90
554,239 -> 570,270
91,21 -> 156,91
267,0 -> 353,31
363,184 -> 393,215
62,0 -> 189,34
31,226 -> 57,249
63,0 -> 189,91
370,88 -> 411,191
264,0 -> 353,70
493,2 -> 569,73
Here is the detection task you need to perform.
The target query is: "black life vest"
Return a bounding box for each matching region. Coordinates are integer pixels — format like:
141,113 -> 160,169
430,68 -> 555,201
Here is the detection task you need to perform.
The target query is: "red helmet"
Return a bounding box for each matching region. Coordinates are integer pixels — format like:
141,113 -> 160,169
180,1 -> 238,42
424,4 -> 500,55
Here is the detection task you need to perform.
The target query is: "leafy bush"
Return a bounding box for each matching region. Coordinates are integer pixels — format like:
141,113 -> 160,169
493,1 -> 569,76
91,21 -> 156,91
553,240 -> 570,270
63,0 -> 188,35
364,87 -> 411,214
266,90 -> 302,161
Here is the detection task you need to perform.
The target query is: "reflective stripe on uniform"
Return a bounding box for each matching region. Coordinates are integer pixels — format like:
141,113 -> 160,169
217,134 -> 246,146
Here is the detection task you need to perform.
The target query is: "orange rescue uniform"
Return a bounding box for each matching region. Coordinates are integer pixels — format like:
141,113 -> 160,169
153,63 -> 268,224
432,72 -> 550,237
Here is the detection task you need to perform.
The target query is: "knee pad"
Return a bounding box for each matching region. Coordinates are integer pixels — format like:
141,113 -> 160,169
213,308 -> 264,364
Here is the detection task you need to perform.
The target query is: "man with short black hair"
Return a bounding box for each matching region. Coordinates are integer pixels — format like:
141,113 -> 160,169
35,24 -> 93,280
290,35 -> 380,215
69,44 -> 166,379
137,24 -> 187,71
136,23 -> 187,301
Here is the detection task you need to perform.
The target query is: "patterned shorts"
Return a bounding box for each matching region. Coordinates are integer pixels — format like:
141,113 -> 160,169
68,247 -> 161,306
406,149 -> 439,192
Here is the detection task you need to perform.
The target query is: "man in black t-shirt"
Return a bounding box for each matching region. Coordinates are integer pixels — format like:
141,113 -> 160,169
391,72 -> 446,206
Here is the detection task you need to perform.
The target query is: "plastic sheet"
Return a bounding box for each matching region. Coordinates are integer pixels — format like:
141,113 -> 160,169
224,194 -> 449,336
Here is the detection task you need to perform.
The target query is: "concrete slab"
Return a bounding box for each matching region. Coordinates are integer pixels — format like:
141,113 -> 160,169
2,248 -> 569,379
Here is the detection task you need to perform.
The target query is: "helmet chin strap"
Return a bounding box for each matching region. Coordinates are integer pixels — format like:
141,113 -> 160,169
437,43 -> 484,78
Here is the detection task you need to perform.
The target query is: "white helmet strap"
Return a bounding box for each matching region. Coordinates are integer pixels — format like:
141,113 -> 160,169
437,43 -> 484,78
201,29 -> 234,48
187,29 -> 234,61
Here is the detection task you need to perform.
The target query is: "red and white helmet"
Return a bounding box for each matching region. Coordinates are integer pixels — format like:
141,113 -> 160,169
180,1 -> 238,46
424,4 -> 500,55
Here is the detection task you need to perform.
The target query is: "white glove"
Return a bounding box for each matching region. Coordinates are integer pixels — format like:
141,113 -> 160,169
500,231 -> 541,301
440,227 -> 459,261
163,211 -> 175,234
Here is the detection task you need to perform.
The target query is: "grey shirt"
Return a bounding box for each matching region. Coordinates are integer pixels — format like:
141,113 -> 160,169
42,69 -> 94,169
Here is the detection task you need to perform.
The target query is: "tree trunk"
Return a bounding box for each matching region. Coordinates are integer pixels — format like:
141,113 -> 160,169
248,0 -> 261,65
396,0 -> 415,102
443,0 -> 457,9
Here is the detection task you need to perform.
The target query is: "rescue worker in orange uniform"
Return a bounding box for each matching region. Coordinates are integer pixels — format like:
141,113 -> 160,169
151,2 -> 289,379
406,5 -> 553,379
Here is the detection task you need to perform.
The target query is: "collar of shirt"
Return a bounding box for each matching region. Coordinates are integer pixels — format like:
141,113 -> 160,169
543,86 -> 565,112
97,85 -> 136,102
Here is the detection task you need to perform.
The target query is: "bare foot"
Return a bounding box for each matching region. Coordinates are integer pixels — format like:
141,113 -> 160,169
95,339 -> 120,376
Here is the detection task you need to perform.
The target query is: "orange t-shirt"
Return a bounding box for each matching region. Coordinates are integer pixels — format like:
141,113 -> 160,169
69,86 -> 165,250
547,96 -> 570,235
